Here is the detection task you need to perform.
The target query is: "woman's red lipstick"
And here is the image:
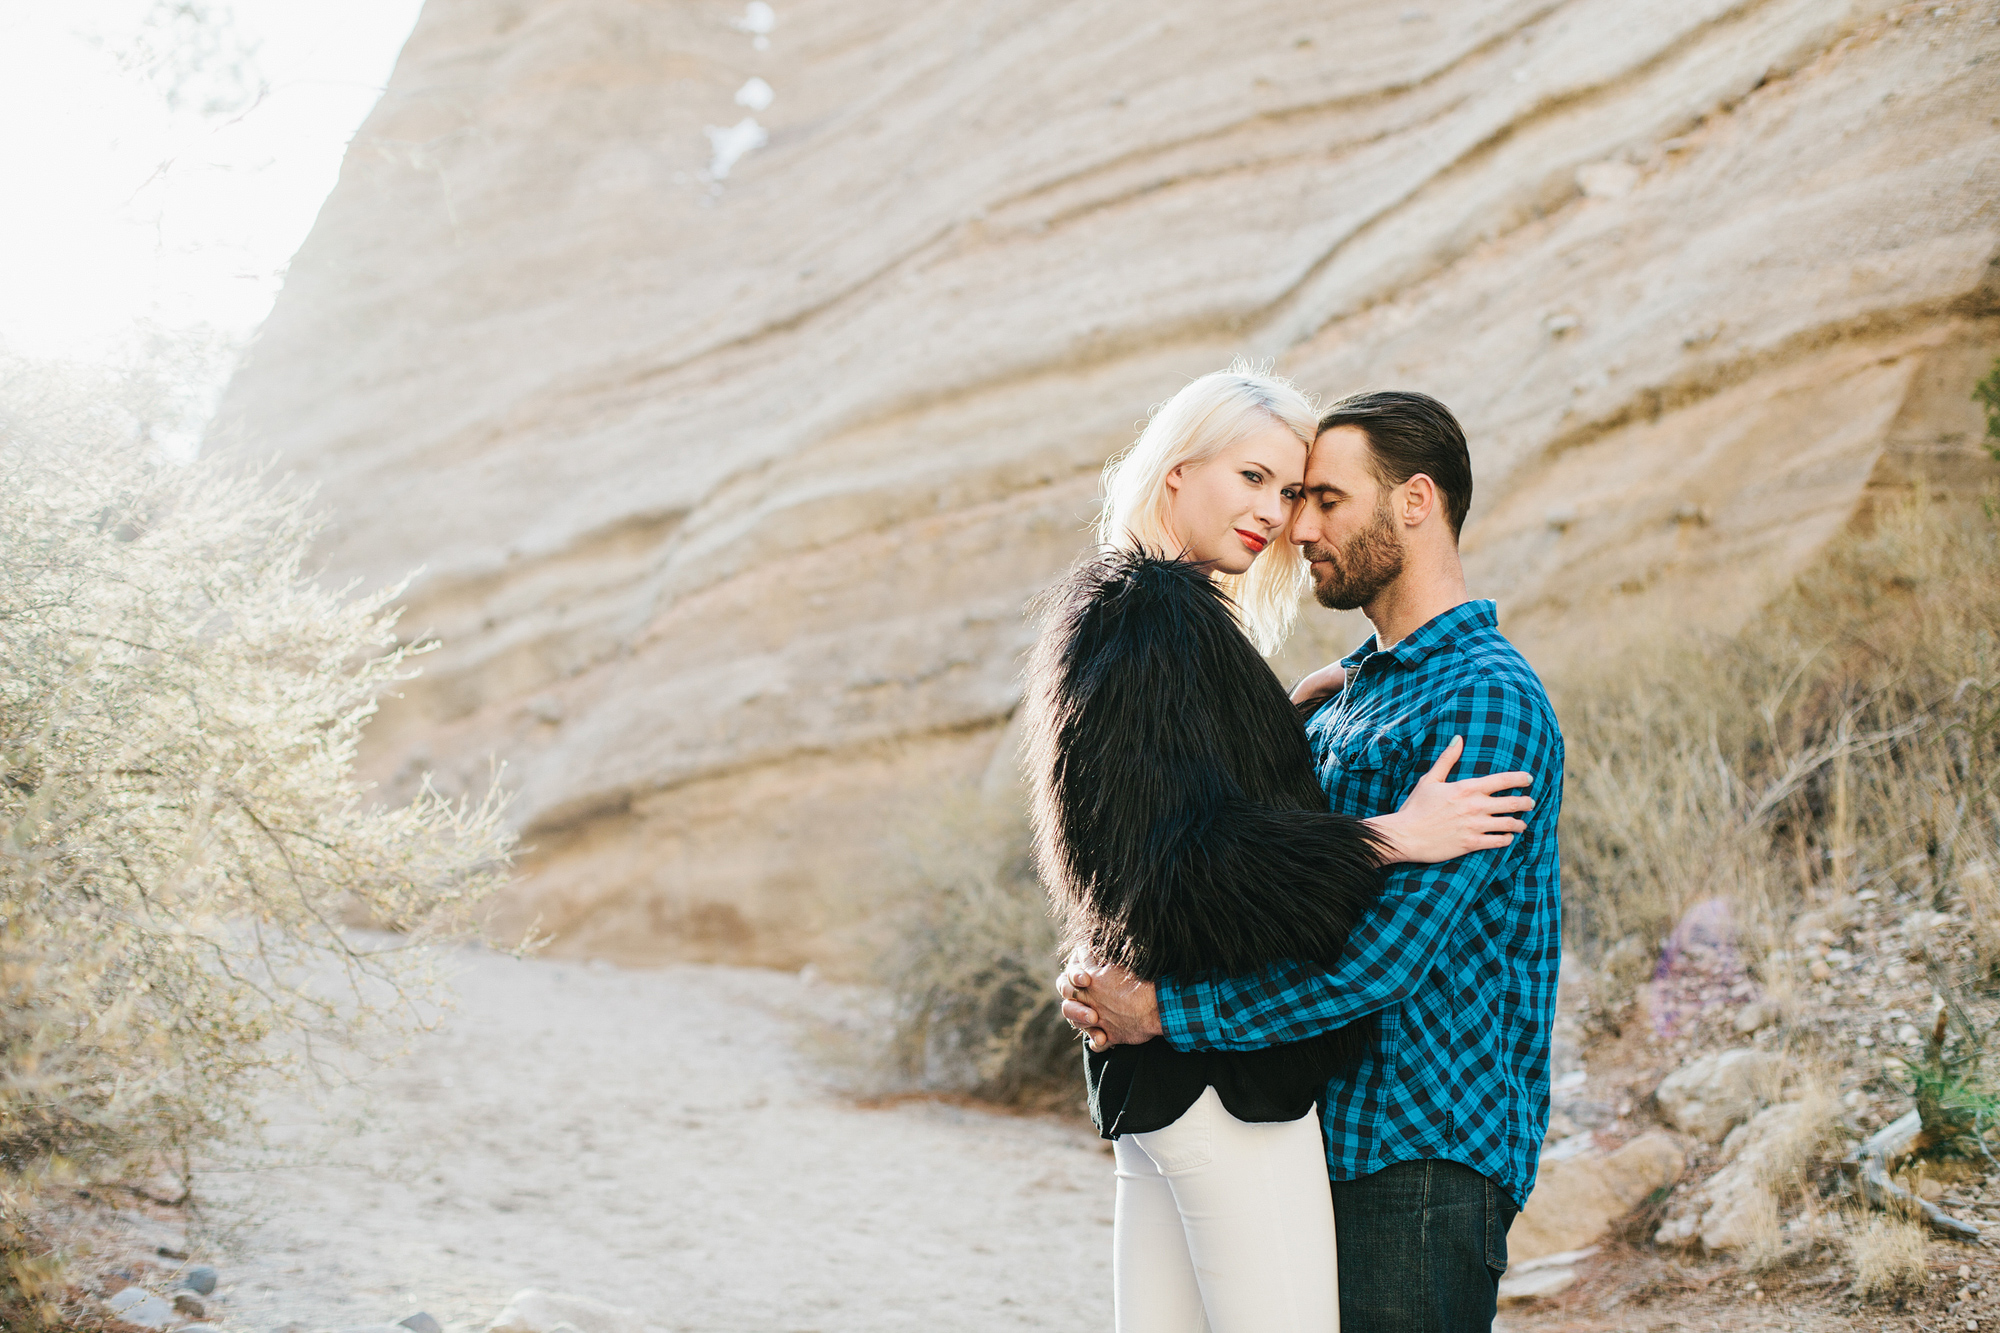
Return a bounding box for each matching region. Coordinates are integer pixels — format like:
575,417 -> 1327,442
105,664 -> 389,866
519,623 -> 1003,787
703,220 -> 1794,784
1235,528 -> 1268,554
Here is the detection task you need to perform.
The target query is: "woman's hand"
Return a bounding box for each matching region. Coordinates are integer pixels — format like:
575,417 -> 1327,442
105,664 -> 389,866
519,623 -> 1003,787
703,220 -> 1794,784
1288,661 -> 1346,709
1364,736 -> 1535,865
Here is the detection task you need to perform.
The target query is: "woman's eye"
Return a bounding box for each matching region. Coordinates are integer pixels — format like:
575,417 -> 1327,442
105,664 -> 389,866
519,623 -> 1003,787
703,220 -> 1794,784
1242,470 -> 1263,485
1281,487 -> 1303,502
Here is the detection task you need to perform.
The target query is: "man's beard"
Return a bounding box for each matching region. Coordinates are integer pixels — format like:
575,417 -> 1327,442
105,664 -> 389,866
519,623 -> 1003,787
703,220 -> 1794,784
1303,499 -> 1405,610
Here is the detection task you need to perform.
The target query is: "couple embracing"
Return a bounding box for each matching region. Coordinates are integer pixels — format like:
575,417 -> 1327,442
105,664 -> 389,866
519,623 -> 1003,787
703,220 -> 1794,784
1020,367 -> 1563,1333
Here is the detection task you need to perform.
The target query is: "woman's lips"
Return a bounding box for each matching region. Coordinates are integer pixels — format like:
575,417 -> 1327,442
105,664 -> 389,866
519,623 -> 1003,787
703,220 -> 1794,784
1235,528 -> 1268,554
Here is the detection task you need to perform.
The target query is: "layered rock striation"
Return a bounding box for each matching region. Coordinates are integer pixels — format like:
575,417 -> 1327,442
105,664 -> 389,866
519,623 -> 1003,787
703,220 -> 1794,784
216,0 -> 2000,967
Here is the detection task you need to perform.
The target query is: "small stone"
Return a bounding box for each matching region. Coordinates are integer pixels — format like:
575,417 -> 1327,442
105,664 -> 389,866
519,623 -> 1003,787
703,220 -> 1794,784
400,1314 -> 444,1333
182,1326 -> 223,1333
173,1291 -> 209,1318
180,1265 -> 220,1295
1809,959 -> 1832,981
105,1289 -> 175,1330
1733,999 -> 1778,1035
1654,1213 -> 1699,1245
107,1289 -> 149,1314
1497,1266 -> 1579,1302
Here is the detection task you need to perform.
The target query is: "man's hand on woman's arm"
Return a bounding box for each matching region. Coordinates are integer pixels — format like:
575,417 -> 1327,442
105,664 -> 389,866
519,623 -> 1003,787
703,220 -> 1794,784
1363,734 -> 1534,865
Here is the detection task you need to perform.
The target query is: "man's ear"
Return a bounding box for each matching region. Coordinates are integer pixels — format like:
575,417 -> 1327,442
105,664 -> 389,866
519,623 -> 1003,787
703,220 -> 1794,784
1401,474 -> 1440,529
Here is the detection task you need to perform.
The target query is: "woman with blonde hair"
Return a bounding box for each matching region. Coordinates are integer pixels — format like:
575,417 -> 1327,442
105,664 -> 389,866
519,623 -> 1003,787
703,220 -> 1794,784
1021,364 -> 1530,1332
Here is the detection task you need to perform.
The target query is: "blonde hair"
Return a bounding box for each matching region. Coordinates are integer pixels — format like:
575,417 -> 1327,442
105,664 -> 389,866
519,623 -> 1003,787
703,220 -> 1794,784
1096,363 -> 1316,654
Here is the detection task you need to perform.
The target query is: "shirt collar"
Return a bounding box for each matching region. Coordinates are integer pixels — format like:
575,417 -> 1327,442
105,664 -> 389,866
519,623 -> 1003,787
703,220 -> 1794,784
1339,599 -> 1497,672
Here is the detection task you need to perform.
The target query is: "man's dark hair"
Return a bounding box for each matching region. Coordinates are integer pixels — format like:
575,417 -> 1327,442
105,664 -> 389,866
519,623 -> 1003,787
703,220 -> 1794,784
1318,390 -> 1473,539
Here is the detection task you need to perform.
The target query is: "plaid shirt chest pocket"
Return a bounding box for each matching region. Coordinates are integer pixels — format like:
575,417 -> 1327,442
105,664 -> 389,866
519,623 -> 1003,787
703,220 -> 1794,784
1320,724 -> 1411,813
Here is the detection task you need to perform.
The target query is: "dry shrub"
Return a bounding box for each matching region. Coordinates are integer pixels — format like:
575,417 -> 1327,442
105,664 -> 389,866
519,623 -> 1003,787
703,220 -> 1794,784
0,352 -> 514,1326
1741,1080 -> 1845,1271
876,794 -> 1080,1108
1736,1186 -> 1788,1273
1556,490 -> 2000,987
1846,1213 -> 1932,1299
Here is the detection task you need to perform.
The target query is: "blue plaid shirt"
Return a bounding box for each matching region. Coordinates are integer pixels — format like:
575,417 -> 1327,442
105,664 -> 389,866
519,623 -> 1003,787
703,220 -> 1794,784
1156,599 -> 1563,1207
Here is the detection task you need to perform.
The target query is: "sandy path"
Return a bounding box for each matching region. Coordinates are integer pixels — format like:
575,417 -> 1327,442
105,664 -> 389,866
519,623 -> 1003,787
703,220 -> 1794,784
195,950 -> 1113,1333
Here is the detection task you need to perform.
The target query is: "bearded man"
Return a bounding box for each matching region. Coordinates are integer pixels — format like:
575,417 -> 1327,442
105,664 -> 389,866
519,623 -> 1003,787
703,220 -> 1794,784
1058,391 -> 1565,1333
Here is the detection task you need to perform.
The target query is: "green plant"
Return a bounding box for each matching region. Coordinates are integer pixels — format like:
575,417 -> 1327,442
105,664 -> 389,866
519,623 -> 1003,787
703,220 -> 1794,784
1975,356 -> 2000,462
0,350 -> 515,1326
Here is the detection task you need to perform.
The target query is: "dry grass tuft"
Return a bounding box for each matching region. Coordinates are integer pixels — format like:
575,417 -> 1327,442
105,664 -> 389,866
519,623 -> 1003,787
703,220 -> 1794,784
1845,1213 -> 1932,1299
875,793 -> 1080,1108
1555,489 -> 2000,1003
1755,1084 -> 1845,1199
1736,1185 -> 1788,1273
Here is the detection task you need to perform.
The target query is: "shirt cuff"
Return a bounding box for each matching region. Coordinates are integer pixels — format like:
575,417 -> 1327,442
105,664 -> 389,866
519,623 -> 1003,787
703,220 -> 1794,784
1154,977 -> 1202,1051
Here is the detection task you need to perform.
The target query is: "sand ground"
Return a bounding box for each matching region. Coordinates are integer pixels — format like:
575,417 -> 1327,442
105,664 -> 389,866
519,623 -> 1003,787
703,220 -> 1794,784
185,949 -> 1115,1333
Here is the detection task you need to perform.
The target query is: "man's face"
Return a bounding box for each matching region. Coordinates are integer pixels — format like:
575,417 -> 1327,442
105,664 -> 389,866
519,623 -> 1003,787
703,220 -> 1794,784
1292,425 -> 1405,611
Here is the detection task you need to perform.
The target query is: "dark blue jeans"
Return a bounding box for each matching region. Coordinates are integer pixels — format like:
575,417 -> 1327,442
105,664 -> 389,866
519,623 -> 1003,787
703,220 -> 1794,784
1329,1158 -> 1516,1333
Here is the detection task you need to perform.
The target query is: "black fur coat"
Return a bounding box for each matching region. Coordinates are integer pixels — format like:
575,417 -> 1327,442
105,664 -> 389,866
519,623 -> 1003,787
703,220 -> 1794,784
1022,550 -> 1386,984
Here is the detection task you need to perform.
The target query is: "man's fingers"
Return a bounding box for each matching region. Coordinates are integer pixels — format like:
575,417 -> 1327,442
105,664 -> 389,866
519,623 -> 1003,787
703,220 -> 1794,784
1086,1028 -> 1109,1052
1422,735 -> 1465,783
1061,999 -> 1098,1028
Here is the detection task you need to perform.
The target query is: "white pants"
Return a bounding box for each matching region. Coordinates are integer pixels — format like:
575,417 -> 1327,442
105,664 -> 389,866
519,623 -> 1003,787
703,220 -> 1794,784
1112,1086 -> 1340,1333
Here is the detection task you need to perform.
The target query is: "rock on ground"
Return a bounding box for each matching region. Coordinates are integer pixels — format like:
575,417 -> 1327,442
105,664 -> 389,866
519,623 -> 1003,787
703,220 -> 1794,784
1509,1133 -> 1684,1262
105,1288 -> 175,1329
1655,1097 -> 1837,1251
1655,1048 -> 1781,1143
196,950 -> 1112,1333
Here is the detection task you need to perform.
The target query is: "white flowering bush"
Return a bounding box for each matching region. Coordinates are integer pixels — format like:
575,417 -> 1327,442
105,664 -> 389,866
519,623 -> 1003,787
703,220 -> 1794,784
0,352 -> 513,1325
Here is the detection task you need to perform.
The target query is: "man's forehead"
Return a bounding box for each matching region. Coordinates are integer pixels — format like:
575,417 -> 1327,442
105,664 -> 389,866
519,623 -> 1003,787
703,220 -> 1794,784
1305,424 -> 1374,488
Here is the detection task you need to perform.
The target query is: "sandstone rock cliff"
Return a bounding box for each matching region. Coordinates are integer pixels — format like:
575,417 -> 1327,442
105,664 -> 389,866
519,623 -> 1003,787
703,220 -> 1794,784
216,0 -> 2000,969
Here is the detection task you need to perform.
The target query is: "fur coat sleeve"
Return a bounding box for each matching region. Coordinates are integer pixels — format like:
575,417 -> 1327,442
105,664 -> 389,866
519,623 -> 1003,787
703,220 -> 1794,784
1020,550 -> 1386,983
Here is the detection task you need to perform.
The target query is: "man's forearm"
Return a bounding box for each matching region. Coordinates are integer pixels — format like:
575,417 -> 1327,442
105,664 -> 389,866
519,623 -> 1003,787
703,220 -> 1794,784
1158,850 -> 1504,1052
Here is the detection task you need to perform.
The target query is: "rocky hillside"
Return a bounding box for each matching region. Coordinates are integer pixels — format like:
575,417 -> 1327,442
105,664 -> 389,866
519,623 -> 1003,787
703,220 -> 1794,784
214,0 -> 2000,969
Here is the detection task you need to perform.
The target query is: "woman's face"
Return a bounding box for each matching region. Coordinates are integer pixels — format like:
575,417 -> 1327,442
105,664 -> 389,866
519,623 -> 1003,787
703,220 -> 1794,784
1163,420 -> 1306,576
